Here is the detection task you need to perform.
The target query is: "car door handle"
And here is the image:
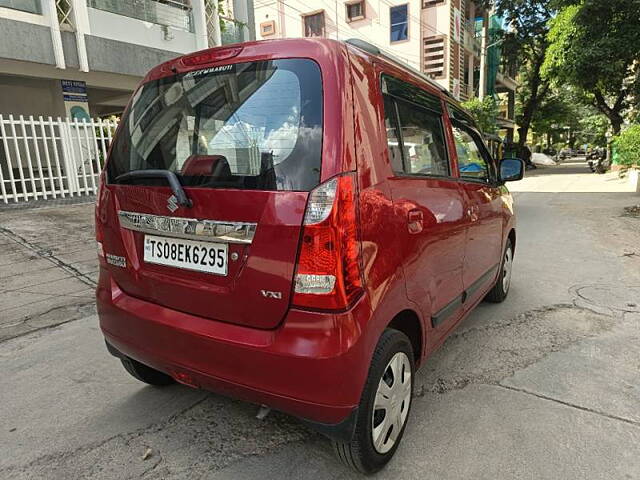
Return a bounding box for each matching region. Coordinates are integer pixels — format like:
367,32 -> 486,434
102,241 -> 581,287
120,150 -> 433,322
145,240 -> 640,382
408,209 -> 423,234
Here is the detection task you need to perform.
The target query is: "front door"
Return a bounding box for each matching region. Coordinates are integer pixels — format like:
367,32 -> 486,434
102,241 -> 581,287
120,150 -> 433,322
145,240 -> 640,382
451,122 -> 504,303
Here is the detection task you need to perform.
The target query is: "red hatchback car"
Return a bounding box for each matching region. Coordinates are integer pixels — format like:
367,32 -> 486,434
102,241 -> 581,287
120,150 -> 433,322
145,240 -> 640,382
96,38 -> 523,473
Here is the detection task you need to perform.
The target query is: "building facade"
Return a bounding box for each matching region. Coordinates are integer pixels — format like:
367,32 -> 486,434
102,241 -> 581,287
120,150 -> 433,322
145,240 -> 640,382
0,0 -> 255,118
0,0 -> 255,204
254,0 -> 516,139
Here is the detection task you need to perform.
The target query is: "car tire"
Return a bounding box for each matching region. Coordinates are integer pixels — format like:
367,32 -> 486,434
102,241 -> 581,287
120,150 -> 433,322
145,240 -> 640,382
120,356 -> 175,386
485,239 -> 513,303
332,329 -> 414,474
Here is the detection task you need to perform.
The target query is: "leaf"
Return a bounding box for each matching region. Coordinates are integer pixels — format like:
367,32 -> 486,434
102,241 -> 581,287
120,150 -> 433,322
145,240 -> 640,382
142,447 -> 153,461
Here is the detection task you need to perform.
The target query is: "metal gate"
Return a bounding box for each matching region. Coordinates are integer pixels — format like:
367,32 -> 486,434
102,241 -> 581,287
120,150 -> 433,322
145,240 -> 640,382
0,114 -> 117,203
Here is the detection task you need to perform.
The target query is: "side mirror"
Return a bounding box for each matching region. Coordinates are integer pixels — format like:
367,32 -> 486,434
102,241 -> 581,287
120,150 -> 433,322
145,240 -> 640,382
500,158 -> 525,183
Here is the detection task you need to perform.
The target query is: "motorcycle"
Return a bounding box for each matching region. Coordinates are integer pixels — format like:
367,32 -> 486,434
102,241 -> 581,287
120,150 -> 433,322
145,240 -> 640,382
587,148 -> 610,174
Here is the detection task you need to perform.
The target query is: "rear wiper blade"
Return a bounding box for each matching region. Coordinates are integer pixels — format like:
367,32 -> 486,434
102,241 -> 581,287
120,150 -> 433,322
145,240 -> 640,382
115,170 -> 193,208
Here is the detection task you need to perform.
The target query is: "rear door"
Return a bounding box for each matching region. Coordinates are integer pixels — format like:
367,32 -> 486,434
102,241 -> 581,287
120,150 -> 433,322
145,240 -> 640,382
381,75 -> 467,335
98,58 -> 324,329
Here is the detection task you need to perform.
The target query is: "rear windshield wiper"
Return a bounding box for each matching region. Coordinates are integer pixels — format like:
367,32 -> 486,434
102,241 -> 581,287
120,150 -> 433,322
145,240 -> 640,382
115,170 -> 193,208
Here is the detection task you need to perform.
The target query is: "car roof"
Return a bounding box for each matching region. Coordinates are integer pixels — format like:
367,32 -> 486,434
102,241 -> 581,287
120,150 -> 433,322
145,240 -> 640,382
140,37 -> 472,123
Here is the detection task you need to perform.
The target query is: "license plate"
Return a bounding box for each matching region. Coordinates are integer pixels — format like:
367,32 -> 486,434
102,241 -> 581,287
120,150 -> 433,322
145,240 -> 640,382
143,234 -> 227,275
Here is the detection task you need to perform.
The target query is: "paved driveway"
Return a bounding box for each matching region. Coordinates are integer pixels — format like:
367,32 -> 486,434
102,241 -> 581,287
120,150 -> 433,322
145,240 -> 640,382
1,161 -> 639,479
0,200 -> 96,341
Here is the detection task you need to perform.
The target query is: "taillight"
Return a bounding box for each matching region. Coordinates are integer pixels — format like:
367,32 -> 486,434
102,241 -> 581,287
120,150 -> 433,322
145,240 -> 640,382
95,171 -> 106,262
292,174 -> 363,310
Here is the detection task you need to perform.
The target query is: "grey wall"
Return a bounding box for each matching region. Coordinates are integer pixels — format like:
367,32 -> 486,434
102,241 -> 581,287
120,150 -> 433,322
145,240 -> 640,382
0,18 -> 181,77
85,35 -> 180,77
0,76 -> 67,182
0,18 -> 55,65
61,31 -> 79,69
0,75 -> 65,116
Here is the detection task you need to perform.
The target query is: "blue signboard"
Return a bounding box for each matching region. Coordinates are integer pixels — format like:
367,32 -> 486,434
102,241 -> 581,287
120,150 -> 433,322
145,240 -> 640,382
61,80 -> 88,95
61,80 -> 89,120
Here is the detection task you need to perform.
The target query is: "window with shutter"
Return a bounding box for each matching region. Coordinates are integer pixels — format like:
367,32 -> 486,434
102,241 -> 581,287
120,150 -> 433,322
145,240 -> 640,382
423,36 -> 447,79
303,11 -> 325,37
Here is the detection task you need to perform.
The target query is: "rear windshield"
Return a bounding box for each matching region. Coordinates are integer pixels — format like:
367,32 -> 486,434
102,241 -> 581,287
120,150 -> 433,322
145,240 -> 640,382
107,59 -> 323,191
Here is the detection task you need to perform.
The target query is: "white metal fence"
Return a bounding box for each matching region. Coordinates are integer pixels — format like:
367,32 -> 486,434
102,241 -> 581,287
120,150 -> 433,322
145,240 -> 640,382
0,115 -> 117,204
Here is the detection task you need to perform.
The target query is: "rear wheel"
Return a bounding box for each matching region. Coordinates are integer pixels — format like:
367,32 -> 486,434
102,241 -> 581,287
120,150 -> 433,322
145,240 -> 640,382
595,161 -> 608,174
120,356 -> 175,386
485,239 -> 513,303
333,329 -> 414,474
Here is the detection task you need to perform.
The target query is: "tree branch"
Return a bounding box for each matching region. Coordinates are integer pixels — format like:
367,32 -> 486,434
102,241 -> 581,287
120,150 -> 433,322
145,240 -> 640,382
593,89 -> 611,115
613,89 -> 626,112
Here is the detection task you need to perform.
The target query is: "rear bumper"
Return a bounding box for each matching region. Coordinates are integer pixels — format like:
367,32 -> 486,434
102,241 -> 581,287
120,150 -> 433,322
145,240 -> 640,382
96,267 -> 372,435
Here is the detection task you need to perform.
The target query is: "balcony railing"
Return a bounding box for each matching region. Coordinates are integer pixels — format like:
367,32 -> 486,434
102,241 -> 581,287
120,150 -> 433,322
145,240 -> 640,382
0,0 -> 41,14
88,0 -> 193,32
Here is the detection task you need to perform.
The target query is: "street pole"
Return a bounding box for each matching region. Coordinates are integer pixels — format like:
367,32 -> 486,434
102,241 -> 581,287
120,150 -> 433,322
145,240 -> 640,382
479,12 -> 488,100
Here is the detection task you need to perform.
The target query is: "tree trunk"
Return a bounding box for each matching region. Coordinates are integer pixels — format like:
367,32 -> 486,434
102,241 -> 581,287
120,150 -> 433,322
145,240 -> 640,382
593,89 -> 625,136
517,51 -> 549,149
609,114 -> 623,136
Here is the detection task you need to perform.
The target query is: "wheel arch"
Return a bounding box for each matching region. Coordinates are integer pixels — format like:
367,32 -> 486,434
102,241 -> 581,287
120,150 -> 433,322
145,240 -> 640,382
386,309 -> 423,364
508,228 -> 516,253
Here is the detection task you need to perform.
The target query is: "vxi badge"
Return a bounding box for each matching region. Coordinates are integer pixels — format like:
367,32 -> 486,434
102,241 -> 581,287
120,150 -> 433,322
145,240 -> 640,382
261,290 -> 282,299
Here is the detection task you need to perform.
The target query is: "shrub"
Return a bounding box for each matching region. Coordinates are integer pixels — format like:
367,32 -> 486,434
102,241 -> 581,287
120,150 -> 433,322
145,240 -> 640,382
461,97 -> 499,135
613,124 -> 640,167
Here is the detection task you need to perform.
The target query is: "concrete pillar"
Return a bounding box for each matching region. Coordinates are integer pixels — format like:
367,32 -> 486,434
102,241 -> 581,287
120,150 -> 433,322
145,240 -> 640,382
71,0 -> 90,72
192,0 -> 210,49
208,0 -> 222,47
277,0 -> 286,38
233,0 -> 256,41
43,0 -> 66,69
467,54 -> 474,97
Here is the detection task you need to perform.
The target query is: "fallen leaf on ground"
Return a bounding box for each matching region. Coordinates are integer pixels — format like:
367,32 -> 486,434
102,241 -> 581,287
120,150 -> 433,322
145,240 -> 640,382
623,205 -> 640,217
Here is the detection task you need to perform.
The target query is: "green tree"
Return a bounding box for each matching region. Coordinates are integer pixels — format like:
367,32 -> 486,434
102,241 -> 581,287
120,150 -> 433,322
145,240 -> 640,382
613,125 -> 640,167
528,87 -> 573,145
461,97 -> 500,134
576,113 -> 609,147
529,86 -> 608,148
543,1 -> 640,135
486,0 -> 555,148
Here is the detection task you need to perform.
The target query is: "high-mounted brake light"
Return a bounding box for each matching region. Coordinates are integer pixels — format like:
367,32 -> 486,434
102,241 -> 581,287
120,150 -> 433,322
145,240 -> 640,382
181,47 -> 243,66
292,174 -> 363,310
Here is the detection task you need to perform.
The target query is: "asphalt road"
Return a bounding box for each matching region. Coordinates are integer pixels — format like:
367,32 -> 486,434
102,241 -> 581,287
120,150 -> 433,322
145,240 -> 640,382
1,160 -> 639,479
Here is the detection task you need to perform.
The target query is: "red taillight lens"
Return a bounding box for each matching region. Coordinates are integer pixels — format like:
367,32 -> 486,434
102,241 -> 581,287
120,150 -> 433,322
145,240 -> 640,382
292,174 -> 363,310
95,171 -> 106,262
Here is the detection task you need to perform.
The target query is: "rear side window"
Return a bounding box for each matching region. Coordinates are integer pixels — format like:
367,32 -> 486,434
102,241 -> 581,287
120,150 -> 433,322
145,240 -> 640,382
383,96 -> 404,173
394,99 -> 448,176
381,76 -> 449,177
107,59 -> 323,191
